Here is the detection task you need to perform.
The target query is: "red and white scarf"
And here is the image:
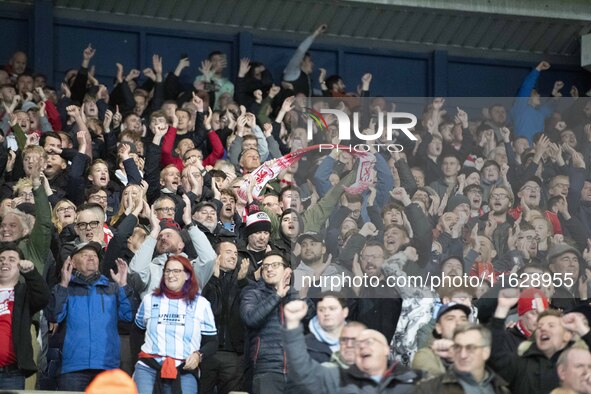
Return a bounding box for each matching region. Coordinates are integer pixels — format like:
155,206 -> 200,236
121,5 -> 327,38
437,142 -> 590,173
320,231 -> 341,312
238,145 -> 375,201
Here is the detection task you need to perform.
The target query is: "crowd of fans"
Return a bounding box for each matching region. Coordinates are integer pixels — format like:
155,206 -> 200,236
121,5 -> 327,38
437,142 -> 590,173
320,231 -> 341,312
1,22 -> 591,394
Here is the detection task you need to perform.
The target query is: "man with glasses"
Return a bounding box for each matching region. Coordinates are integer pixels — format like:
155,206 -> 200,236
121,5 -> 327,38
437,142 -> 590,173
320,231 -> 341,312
152,196 -> 176,220
58,203 -> 112,277
349,241 -> 402,343
414,323 -> 511,394
129,202 -> 216,298
240,251 -> 312,394
328,321 -> 367,368
473,186 -> 514,258
547,244 -> 585,311
46,242 -> 132,392
282,299 -> 422,393
85,186 -> 108,215
510,177 -> 542,220
412,302 -> 471,377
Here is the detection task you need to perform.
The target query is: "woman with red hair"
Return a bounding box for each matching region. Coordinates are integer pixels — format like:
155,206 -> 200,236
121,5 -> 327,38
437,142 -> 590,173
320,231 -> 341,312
133,255 -> 218,393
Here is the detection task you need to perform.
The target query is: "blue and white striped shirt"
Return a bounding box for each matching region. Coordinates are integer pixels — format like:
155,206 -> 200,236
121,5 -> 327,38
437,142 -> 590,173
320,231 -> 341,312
135,293 -> 216,365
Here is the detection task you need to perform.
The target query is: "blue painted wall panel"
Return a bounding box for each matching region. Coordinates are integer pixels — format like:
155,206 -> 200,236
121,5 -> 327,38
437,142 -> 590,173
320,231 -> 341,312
447,61 -> 589,97
54,24 -> 140,85
0,17 -> 29,63
343,53 -> 430,97
145,34 -> 235,90
0,10 -> 586,98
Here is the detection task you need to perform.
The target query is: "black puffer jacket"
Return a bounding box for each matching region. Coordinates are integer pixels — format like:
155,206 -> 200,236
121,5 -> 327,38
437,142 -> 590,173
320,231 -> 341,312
489,317 -> 591,394
240,280 -> 313,375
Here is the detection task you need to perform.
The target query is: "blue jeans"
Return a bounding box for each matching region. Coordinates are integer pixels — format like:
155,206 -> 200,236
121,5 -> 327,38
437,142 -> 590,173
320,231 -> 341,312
134,362 -> 197,394
58,369 -> 102,391
0,367 -> 25,390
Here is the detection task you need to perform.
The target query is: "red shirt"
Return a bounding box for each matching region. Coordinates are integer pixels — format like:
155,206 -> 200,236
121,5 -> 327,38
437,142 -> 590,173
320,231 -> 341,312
0,288 -> 16,366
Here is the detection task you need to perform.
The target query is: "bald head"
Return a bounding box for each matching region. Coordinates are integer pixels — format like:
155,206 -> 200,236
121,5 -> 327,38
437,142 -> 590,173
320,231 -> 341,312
355,329 -> 390,377
10,51 -> 27,75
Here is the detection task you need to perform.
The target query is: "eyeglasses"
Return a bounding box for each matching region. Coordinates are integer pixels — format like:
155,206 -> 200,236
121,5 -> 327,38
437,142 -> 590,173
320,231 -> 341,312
360,254 -> 383,262
491,194 -> 509,200
164,268 -> 185,275
57,206 -> 76,213
261,261 -> 285,271
451,344 -> 486,354
521,186 -> 540,192
339,337 -> 357,345
18,192 -> 34,198
355,338 -> 377,349
156,207 -> 175,212
75,221 -> 100,230
553,183 -> 569,189
89,195 -> 108,202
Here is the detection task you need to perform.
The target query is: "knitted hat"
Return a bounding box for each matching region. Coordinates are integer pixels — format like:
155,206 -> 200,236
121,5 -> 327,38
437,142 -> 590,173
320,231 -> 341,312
518,288 -> 549,316
446,194 -> 471,212
85,369 -> 138,394
244,211 -> 272,238
159,218 -> 182,233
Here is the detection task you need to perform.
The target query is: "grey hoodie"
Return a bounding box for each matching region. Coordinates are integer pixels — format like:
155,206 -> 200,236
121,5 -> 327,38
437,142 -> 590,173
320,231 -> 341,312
129,224 -> 217,297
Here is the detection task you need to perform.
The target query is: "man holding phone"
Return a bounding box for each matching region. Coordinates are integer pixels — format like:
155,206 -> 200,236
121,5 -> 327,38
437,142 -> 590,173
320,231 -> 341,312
195,51 -> 234,110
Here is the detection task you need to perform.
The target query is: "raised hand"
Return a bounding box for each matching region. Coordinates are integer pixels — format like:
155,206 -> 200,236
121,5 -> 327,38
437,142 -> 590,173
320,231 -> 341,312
17,259 -> 35,273
143,68 -> 156,81
390,187 -> 411,206
61,82 -> 71,98
126,69 -> 141,82
175,57 -> 190,77
284,300 -> 309,329
181,194 -> 192,226
314,24 -> 328,36
110,258 -> 129,287
60,257 -> 74,287
495,288 -> 520,318
500,127 -> 511,143
199,59 -> 213,80
113,105 -> 122,128
66,105 -> 81,119
361,73 -> 372,89
562,312 -> 590,337
237,258 -> 250,280
263,123 -> 273,138
103,110 -> 113,132
319,68 -> 327,85
536,61 -> 550,71
152,54 -> 163,79
115,63 -> 124,84
281,96 -> 295,113
191,91 -> 204,112
359,222 -> 378,238
238,58 -> 251,78
82,44 -> 96,67
455,107 -> 468,128
552,81 -> 564,97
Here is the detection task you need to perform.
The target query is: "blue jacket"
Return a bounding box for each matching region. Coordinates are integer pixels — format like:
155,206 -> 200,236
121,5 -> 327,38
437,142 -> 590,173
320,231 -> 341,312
510,68 -> 554,142
46,274 -> 133,374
